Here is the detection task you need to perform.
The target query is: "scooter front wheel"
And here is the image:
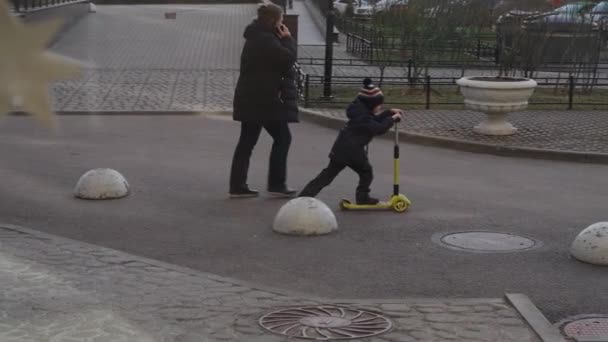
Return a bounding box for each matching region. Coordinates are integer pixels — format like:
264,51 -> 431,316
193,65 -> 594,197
392,199 -> 410,213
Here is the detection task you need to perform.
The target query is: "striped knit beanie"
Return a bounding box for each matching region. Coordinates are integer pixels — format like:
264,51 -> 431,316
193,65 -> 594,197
357,78 -> 384,109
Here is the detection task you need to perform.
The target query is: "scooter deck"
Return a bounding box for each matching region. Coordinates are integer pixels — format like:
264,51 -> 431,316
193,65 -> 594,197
340,194 -> 411,212
340,199 -> 392,210
338,122 -> 412,213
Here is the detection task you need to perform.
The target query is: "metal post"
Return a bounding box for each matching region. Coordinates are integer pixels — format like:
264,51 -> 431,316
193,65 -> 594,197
322,0 -> 335,98
393,123 -> 399,196
304,74 -> 310,108
425,75 -> 431,110
407,59 -> 412,82
346,33 -> 350,52
568,75 -> 574,110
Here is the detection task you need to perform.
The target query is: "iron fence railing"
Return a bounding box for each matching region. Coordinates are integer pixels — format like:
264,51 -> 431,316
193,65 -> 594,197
337,17 -> 499,59
345,33 -> 375,63
297,56 -> 608,78
11,0 -> 82,12
336,17 -> 608,64
300,74 -> 608,110
344,33 -> 499,64
338,18 -> 497,43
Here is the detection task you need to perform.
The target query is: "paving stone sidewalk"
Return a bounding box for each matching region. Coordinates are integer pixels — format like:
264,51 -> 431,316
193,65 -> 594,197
50,69 -> 238,112
0,225 -> 540,342
50,67 -> 608,158
51,4 -> 253,70
303,107 -> 608,156
45,4 -> 564,112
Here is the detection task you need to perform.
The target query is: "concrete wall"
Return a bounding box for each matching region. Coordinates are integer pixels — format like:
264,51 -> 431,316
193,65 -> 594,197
17,1 -> 91,47
303,0 -> 339,43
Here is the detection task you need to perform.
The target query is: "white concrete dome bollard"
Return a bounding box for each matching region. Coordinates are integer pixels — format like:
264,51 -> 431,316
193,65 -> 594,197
571,222 -> 608,266
273,197 -> 338,236
89,3 -> 97,13
74,168 -> 130,200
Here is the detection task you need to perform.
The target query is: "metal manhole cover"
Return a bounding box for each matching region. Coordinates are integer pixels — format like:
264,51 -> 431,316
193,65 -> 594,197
259,305 -> 392,340
562,316 -> 608,340
432,231 -> 539,253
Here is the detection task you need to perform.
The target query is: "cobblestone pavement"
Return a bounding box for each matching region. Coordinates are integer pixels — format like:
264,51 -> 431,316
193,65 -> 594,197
0,225 -> 540,342
47,4 -> 532,112
50,69 -> 238,112
47,4 -> 255,112
304,107 -> 608,155
47,4 -> 600,114
51,5 -> 252,70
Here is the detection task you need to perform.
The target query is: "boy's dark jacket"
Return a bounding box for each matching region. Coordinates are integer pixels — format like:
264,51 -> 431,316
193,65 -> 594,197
330,99 -> 396,163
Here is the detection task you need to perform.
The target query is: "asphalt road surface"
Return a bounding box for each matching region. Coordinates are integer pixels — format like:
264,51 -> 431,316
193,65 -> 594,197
0,114 -> 606,323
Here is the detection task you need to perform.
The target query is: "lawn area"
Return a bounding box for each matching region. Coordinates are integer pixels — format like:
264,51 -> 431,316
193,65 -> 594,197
304,84 -> 608,111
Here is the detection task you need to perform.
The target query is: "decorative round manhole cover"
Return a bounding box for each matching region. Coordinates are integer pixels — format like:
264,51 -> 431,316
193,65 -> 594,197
562,316 -> 608,339
259,306 -> 392,340
432,231 -> 539,253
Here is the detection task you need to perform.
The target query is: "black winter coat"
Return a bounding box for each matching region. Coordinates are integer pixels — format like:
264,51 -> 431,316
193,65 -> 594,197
329,100 -> 395,163
280,66 -> 299,123
233,20 -> 297,123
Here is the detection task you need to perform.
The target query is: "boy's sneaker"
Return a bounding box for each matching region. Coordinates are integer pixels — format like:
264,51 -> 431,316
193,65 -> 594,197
267,186 -> 297,198
356,196 -> 380,205
229,187 -> 259,198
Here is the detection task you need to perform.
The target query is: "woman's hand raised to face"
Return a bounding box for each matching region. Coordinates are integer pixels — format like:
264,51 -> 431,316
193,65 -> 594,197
276,24 -> 291,39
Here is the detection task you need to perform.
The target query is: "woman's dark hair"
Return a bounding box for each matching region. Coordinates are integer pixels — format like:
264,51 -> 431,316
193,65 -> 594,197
257,2 -> 283,29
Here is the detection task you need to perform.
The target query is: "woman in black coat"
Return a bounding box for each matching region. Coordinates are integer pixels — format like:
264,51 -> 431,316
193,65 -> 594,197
229,3 -> 298,198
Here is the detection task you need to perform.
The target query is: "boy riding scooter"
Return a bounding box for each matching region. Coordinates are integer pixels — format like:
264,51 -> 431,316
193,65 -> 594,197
299,78 -> 403,204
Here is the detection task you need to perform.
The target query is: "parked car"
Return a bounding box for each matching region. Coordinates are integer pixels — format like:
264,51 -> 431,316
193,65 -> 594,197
334,0 -> 373,17
521,1 -> 598,32
373,0 -> 408,14
422,0 -> 480,19
496,9 -> 543,26
552,1 -> 595,14
492,0 -> 553,16
590,1 -> 608,30
353,0 -> 373,17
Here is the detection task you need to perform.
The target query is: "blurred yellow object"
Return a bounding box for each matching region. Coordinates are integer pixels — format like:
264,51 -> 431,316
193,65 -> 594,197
0,0 -> 82,126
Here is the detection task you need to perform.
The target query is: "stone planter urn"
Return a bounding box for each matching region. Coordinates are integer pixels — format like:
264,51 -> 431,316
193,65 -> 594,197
456,76 -> 537,135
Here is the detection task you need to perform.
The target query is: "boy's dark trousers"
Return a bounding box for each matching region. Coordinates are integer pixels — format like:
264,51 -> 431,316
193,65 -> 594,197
299,154 -> 373,201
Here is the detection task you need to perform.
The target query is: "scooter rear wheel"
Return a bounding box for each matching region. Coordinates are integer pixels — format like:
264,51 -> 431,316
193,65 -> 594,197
339,199 -> 351,210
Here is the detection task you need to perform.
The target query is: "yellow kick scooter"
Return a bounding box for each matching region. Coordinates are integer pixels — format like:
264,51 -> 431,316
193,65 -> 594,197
339,120 -> 412,213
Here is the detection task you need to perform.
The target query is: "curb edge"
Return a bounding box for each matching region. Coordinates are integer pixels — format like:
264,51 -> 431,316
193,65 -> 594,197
0,223 -> 520,307
299,108 -> 608,165
505,293 -> 567,342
